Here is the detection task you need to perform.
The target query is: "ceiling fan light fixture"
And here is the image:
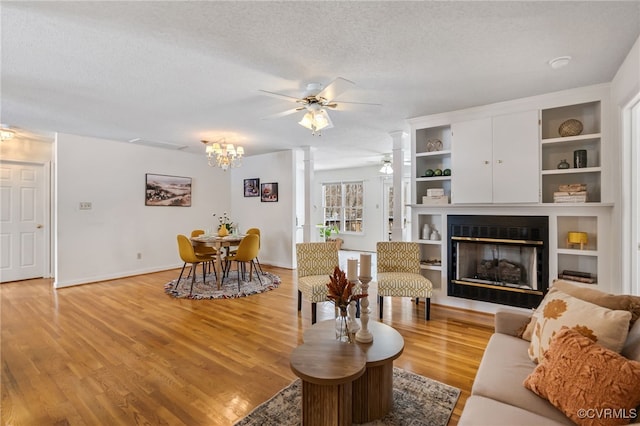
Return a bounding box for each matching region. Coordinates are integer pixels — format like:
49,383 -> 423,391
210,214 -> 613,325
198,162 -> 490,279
298,109 -> 333,135
379,159 -> 393,175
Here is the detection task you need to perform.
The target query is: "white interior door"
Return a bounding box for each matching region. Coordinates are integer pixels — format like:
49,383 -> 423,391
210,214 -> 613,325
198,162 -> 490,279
0,162 -> 45,282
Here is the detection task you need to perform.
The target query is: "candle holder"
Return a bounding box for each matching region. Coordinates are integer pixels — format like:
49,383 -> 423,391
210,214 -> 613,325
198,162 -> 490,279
355,275 -> 373,343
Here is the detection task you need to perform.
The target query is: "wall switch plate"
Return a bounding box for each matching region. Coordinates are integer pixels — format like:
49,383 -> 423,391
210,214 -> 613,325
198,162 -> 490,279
79,202 -> 92,210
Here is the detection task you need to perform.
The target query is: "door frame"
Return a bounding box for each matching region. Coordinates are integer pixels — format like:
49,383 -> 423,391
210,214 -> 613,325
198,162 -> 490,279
0,159 -> 53,280
621,93 -> 640,295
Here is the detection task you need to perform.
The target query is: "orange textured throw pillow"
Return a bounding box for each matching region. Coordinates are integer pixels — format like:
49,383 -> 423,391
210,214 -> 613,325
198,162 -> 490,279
524,327 -> 640,426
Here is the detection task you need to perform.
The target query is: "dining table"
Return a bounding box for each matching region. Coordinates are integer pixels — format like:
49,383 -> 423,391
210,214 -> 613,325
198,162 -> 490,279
190,234 -> 245,289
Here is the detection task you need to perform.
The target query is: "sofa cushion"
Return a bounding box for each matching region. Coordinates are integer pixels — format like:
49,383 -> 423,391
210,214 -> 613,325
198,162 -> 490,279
522,282 -> 640,341
527,290 -> 631,363
622,318 -> 640,362
471,333 -> 575,424
459,395 -> 571,426
524,327 -> 640,426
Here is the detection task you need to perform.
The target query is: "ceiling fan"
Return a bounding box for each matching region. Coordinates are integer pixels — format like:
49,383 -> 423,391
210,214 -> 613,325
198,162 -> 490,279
259,77 -> 380,135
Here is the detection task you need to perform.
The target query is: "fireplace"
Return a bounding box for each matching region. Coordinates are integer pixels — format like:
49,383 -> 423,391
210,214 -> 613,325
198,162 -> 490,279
447,215 -> 549,309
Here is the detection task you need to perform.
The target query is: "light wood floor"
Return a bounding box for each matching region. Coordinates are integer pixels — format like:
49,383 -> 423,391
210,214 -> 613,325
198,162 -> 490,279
1,265 -> 494,425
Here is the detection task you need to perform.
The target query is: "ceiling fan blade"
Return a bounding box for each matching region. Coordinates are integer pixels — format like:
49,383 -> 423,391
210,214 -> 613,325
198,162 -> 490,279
335,100 -> 382,106
261,107 -> 304,120
258,89 -> 301,103
316,77 -> 355,102
329,100 -> 383,111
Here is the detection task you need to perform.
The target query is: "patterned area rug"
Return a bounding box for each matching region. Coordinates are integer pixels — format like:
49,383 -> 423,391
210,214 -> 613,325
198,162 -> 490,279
234,367 -> 460,426
164,271 -> 280,299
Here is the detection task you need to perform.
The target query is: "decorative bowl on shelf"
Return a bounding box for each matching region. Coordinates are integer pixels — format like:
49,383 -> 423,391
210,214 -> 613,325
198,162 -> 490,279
426,138 -> 443,152
558,119 -> 583,137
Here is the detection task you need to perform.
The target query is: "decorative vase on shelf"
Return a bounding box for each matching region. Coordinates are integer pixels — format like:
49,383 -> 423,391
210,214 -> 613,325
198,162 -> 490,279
422,224 -> 430,240
557,159 -> 570,169
335,306 -> 351,343
218,225 -> 229,237
574,150 -> 587,168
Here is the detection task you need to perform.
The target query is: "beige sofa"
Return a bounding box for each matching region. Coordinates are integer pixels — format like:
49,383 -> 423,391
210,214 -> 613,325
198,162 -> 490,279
459,289 -> 640,426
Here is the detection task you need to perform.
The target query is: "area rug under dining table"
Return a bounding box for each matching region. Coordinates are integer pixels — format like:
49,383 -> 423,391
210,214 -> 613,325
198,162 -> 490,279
234,367 -> 460,426
164,271 -> 280,299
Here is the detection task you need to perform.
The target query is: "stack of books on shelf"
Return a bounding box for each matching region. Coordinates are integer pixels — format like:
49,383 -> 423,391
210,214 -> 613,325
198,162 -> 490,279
422,188 -> 448,205
553,184 -> 587,203
558,269 -> 596,284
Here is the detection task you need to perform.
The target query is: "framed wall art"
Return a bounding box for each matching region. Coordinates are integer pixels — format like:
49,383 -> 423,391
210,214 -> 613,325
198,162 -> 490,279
261,182 -> 278,202
145,173 -> 192,207
244,178 -> 260,197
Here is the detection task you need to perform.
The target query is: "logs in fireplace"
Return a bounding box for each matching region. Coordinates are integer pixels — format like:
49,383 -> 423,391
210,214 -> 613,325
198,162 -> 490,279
447,215 -> 549,309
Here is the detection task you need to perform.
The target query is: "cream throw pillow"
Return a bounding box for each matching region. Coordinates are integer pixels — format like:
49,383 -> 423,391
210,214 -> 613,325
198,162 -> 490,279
528,289 -> 631,363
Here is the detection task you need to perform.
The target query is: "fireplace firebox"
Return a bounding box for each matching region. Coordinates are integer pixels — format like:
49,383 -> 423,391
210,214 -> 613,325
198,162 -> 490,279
448,215 -> 549,309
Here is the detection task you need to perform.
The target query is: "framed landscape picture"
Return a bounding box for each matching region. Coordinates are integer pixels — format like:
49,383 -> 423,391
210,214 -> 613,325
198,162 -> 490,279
145,173 -> 192,206
261,182 -> 278,202
244,178 -> 260,197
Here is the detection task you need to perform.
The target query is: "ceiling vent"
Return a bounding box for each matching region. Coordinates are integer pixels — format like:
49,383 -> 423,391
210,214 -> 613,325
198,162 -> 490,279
128,138 -> 188,150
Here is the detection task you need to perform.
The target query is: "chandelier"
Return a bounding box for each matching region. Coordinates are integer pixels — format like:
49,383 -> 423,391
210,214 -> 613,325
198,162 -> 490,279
298,106 -> 333,136
379,159 -> 393,175
201,139 -> 244,171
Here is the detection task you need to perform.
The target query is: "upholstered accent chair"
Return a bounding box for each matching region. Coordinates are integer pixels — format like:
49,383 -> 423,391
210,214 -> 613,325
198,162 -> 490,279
295,242 -> 340,324
376,241 -> 433,320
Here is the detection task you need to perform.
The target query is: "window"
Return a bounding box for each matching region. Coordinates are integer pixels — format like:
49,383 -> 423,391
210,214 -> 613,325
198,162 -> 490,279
322,181 -> 364,233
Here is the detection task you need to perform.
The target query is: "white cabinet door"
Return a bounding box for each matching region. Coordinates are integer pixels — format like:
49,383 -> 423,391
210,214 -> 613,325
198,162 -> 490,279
492,110 -> 540,203
451,118 -> 493,203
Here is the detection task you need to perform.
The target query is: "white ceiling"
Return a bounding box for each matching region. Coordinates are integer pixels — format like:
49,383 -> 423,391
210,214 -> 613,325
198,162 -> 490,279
2,1 -> 639,170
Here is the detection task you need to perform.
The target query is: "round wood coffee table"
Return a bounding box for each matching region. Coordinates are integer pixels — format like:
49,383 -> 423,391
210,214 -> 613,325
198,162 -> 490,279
290,340 -> 366,426
303,320 -> 404,423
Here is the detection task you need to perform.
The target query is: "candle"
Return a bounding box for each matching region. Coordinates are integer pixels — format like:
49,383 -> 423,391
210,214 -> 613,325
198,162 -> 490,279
360,253 -> 371,277
347,259 -> 358,281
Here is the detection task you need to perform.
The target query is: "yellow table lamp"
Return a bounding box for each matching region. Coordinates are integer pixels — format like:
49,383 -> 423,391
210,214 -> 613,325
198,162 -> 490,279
567,232 -> 588,250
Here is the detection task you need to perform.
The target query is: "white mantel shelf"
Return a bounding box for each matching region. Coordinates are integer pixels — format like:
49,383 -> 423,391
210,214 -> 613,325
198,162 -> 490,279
408,203 -> 614,209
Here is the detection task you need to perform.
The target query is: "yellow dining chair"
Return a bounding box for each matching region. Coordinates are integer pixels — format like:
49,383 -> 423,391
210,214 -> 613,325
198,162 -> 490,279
191,229 -> 218,274
295,242 -> 340,324
223,233 -> 262,290
176,234 -> 216,296
245,228 -> 264,274
227,227 -> 263,274
376,241 -> 433,320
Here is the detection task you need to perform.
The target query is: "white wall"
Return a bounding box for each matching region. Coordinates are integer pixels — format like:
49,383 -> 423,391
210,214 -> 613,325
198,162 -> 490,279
230,150 -> 296,269
314,165 -> 389,252
55,133 -> 230,287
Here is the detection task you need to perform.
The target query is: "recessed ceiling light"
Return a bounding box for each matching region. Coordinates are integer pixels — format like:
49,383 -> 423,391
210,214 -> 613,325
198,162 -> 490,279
548,56 -> 572,69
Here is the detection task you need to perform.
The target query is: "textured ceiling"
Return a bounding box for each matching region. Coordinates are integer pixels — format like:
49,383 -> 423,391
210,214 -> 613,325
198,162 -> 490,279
2,1 -> 639,170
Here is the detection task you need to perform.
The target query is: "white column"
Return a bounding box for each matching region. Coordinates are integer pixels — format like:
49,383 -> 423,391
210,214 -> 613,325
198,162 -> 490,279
303,146 -> 315,242
389,131 -> 406,241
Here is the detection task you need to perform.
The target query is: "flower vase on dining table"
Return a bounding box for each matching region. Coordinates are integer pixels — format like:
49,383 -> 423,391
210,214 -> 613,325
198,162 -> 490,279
218,225 -> 228,237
